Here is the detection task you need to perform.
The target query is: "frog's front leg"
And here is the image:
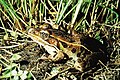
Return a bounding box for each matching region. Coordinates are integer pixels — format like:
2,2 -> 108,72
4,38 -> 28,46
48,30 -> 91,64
44,45 -> 64,61
28,29 -> 64,62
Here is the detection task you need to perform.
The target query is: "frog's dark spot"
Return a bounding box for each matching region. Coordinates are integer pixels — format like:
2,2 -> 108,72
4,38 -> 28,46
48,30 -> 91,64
77,52 -> 81,57
61,42 -> 68,48
71,48 -> 76,53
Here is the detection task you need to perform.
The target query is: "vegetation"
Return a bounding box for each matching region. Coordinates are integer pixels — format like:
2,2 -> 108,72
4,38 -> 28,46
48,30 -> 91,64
0,0 -> 119,79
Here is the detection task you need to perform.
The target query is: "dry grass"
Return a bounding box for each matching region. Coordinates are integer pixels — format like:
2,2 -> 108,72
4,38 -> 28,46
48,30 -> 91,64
0,0 -> 119,79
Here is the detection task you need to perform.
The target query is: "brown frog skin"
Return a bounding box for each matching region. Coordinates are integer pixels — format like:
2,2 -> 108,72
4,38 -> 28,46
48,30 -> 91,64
28,24 -> 108,72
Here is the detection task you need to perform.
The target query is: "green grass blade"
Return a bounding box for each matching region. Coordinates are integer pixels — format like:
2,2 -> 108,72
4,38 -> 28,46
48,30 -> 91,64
71,0 -> 83,25
56,0 -> 72,24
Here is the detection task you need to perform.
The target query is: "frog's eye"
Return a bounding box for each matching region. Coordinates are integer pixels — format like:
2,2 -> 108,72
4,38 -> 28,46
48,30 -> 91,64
28,28 -> 35,34
40,30 -> 49,40
39,23 -> 52,29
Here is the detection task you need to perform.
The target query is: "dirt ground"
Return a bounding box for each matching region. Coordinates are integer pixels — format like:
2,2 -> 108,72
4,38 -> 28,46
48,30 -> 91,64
1,40 -> 119,80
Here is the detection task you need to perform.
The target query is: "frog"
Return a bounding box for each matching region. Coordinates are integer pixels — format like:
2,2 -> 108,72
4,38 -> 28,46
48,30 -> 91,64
28,23 -> 108,72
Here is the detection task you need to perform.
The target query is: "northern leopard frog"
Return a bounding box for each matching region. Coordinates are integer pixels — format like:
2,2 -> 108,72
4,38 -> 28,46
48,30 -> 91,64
28,24 -> 107,72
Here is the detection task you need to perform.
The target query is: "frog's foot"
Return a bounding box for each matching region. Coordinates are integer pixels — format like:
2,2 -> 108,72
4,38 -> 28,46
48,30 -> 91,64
74,60 -> 84,72
48,50 -> 64,62
39,51 -> 64,61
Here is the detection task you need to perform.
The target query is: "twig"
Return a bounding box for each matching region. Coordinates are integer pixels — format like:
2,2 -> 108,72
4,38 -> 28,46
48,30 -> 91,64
99,60 -> 110,72
45,67 -> 71,80
0,43 -> 25,49
1,49 -> 13,55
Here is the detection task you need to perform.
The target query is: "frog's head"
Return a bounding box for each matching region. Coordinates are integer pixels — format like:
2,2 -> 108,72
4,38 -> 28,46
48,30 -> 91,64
28,28 -> 50,40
